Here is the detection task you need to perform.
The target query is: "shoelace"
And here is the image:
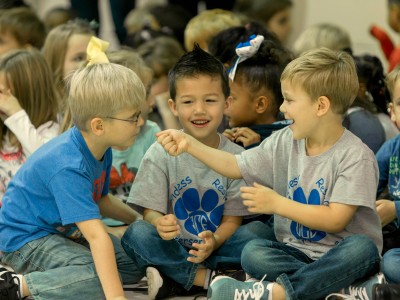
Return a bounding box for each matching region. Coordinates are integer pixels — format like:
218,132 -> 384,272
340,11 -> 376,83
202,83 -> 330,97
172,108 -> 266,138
234,275 -> 267,300
325,292 -> 356,300
325,286 -> 370,300
12,275 -> 22,300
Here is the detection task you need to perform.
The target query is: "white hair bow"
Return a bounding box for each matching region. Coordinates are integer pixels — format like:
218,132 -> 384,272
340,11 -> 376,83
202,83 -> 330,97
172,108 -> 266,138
228,34 -> 264,81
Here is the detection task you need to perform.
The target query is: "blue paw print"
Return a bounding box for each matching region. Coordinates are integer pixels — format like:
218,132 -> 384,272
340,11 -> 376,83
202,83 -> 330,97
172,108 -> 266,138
290,187 -> 326,242
174,188 -> 224,235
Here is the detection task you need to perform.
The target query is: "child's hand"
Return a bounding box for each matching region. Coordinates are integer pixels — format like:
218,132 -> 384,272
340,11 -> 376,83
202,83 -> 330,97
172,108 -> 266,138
376,199 -> 397,227
0,87 -> 22,118
188,230 -> 216,264
223,128 -> 236,142
240,182 -> 279,214
232,127 -> 260,147
156,129 -> 189,156
155,214 -> 180,240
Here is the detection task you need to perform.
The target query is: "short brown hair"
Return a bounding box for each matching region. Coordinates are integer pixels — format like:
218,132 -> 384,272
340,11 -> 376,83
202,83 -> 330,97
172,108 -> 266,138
0,7 -> 46,49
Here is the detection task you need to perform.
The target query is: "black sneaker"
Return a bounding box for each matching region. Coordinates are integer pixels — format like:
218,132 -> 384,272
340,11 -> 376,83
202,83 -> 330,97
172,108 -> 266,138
0,267 -> 21,300
213,268 -> 247,281
373,283 -> 400,300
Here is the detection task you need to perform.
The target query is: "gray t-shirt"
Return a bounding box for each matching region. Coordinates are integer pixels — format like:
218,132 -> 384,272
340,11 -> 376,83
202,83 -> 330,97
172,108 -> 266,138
128,134 -> 249,248
236,127 -> 383,259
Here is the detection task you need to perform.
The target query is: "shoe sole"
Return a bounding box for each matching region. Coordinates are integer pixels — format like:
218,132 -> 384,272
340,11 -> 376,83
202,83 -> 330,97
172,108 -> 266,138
147,267 -> 163,300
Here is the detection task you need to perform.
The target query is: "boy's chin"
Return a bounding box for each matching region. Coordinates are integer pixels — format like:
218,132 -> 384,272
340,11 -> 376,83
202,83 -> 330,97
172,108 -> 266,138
112,141 -> 135,151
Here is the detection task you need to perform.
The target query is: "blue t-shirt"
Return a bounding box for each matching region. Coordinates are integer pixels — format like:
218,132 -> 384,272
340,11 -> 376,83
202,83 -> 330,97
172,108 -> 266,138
376,134 -> 400,225
0,126 -> 112,252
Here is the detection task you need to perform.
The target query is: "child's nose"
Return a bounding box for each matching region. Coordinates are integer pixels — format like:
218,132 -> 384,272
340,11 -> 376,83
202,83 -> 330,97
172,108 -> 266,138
279,102 -> 286,113
194,101 -> 206,113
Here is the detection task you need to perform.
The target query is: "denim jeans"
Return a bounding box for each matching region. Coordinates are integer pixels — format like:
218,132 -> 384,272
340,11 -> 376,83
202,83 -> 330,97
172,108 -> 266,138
242,234 -> 380,300
382,248 -> 400,283
121,220 -> 272,290
1,233 -> 145,299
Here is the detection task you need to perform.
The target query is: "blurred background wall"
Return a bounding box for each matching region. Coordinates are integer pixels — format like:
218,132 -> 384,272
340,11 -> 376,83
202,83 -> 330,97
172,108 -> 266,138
27,0 -> 397,71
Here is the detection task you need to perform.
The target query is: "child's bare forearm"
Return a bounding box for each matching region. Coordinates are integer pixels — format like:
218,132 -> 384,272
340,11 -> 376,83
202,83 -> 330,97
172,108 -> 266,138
212,215 -> 242,249
187,138 -> 242,179
77,220 -> 125,299
143,209 -> 164,226
275,197 -> 357,233
99,194 -> 138,224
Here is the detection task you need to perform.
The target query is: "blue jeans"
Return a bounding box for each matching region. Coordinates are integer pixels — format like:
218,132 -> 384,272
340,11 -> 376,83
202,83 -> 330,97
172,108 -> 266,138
382,248 -> 400,283
121,220 -> 272,290
242,235 -> 380,300
1,233 -> 145,299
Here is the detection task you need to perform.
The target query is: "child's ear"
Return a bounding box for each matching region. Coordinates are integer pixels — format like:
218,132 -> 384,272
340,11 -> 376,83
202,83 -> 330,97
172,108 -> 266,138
316,96 -> 330,116
255,96 -> 269,114
389,102 -> 396,122
90,117 -> 105,136
168,99 -> 179,117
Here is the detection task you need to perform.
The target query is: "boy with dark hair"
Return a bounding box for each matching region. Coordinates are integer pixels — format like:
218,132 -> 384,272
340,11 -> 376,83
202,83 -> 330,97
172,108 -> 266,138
121,45 -> 270,299
157,47 -> 384,300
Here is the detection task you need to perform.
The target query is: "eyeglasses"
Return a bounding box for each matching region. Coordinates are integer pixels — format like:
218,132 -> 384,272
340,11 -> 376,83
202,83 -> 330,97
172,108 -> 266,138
104,111 -> 141,124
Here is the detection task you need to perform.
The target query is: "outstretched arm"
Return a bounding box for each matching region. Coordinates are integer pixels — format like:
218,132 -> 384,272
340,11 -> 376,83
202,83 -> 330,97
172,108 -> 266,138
156,129 -> 242,179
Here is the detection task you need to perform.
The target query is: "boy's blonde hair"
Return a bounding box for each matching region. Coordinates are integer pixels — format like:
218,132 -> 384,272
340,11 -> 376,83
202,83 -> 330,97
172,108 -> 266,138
0,7 -> 46,49
68,63 -> 146,130
293,23 -> 352,57
184,9 -> 241,51
0,49 -> 59,148
42,19 -> 94,98
386,65 -> 400,100
281,47 -> 359,115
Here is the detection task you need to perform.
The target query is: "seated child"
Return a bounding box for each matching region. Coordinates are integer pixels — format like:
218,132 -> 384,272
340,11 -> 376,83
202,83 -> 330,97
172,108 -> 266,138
121,45 -> 271,300
223,34 -> 293,149
0,7 -> 46,57
0,49 -> 60,204
136,36 -> 185,130
0,58 -> 147,299
107,48 -> 161,204
157,47 -> 383,300
376,66 -> 400,287
42,19 -> 95,129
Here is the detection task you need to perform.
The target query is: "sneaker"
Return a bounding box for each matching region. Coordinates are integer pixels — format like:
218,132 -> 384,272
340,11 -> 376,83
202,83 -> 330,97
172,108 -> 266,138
373,283 -> 400,300
325,273 -> 386,300
208,275 -> 269,300
213,269 -> 247,282
0,266 -> 21,300
146,267 -> 191,299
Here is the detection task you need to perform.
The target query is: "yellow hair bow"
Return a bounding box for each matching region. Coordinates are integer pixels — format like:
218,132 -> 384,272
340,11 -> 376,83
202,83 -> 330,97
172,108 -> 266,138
86,36 -> 110,66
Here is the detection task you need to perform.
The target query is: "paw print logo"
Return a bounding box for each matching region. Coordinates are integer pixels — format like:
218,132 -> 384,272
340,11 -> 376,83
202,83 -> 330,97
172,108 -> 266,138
174,188 -> 224,235
290,187 -> 326,242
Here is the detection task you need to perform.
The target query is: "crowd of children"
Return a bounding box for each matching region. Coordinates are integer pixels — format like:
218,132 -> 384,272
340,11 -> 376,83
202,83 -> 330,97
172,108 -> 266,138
0,1 -> 400,300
